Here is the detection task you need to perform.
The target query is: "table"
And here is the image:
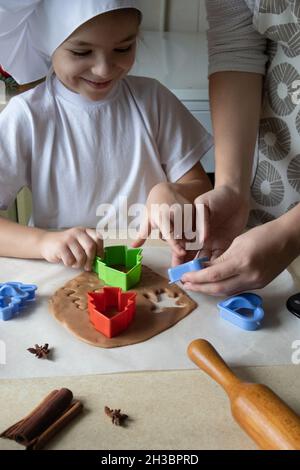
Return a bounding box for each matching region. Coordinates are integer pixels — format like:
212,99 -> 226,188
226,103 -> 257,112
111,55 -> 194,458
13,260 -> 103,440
1,236 -> 300,450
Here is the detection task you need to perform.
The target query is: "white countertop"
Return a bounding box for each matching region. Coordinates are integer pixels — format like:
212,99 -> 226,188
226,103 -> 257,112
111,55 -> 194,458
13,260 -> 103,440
131,31 -> 209,101
1,238 -> 300,450
1,241 -> 300,380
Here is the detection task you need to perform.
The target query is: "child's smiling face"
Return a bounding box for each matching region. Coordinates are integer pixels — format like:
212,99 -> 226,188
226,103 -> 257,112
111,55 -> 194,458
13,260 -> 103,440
52,9 -> 140,101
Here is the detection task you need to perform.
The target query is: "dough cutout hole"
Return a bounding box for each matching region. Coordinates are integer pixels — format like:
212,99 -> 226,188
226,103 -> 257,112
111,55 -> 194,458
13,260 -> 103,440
143,289 -> 185,313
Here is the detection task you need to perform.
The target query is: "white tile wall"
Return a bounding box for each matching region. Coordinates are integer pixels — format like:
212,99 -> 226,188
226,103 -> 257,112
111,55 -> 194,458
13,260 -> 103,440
139,0 -> 207,32
136,1 -> 213,172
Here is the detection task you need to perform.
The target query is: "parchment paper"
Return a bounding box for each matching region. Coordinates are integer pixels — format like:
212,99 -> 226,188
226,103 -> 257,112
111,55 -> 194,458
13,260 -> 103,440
0,247 -> 299,378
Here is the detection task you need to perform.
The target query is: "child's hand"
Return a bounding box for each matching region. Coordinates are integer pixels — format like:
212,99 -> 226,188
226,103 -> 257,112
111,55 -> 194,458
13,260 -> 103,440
182,219 -> 298,296
39,227 -> 103,271
132,182 -> 191,259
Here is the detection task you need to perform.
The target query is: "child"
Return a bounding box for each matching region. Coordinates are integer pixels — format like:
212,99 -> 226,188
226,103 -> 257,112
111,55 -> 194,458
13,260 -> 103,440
0,0 -> 212,272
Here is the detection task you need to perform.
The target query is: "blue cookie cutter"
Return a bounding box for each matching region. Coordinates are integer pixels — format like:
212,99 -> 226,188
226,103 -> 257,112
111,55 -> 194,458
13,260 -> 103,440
168,257 -> 209,284
0,282 -> 37,321
217,292 -> 264,331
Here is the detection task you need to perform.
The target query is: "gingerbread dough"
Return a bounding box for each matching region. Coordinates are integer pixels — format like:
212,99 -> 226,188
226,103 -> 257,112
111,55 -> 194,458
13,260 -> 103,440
49,265 -> 197,348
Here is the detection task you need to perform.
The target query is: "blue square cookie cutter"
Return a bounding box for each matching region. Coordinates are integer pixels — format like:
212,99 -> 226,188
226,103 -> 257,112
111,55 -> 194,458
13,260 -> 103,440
217,292 -> 264,331
168,257 -> 209,284
0,282 -> 37,321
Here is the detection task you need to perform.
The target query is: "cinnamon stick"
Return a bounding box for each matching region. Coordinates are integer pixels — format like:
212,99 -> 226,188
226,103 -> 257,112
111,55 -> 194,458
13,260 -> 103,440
1,388 -> 82,449
0,390 -> 60,442
26,400 -> 83,450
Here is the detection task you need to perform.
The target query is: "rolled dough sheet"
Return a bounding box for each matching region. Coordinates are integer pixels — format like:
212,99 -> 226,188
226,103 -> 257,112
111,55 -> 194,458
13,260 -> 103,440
49,266 -> 197,348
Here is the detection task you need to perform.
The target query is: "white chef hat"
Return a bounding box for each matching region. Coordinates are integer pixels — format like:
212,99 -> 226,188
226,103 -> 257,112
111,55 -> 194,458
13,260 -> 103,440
0,0 -> 141,84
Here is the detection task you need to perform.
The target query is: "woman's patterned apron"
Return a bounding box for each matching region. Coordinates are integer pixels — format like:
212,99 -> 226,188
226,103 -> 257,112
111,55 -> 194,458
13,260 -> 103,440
248,0 -> 300,226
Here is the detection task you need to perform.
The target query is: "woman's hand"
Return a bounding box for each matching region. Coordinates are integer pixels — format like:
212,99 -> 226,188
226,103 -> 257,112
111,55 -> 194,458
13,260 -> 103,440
170,184 -> 250,266
182,217 -> 299,296
39,227 -> 103,271
194,185 -> 250,260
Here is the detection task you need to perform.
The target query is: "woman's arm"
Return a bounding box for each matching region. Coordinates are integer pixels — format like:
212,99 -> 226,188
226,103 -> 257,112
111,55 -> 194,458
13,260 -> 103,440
188,1 -> 267,263
206,0 -> 267,195
279,203 -> 300,257
210,71 -> 263,194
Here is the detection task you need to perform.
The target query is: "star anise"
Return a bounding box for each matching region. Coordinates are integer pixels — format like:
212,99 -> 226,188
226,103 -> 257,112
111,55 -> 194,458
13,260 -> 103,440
27,343 -> 50,359
104,406 -> 128,426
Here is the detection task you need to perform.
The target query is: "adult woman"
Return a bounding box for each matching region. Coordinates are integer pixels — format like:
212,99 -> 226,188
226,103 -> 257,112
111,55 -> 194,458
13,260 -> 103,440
182,0 -> 300,295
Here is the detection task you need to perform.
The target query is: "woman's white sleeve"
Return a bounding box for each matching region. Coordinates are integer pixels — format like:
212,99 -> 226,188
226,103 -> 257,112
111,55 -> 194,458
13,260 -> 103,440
206,0 -> 268,76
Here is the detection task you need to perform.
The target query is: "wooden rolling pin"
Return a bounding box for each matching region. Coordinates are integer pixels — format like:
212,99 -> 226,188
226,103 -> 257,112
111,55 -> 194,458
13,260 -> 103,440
188,339 -> 300,450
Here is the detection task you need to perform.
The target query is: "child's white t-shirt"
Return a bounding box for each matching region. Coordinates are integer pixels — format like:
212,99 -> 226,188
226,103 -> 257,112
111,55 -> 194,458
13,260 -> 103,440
0,74 -> 212,229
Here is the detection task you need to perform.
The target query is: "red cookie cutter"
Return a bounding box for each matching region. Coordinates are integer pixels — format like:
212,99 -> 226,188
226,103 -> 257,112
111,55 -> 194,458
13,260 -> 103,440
87,287 -> 136,338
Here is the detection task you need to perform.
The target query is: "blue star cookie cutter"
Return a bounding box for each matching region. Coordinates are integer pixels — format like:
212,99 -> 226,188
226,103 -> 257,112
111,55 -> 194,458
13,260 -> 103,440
0,282 -> 37,321
217,292 -> 264,331
168,257 -> 208,284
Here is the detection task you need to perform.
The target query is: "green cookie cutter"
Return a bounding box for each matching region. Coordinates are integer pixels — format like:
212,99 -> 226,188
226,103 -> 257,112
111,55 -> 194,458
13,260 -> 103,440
93,245 -> 143,291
